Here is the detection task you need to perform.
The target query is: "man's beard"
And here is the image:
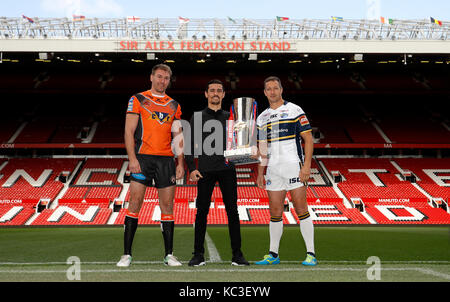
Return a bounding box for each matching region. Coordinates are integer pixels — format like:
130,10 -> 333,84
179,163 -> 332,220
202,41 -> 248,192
210,98 -> 220,105
154,86 -> 166,94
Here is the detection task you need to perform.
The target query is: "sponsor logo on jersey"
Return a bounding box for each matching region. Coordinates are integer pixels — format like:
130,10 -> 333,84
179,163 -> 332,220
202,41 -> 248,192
300,116 -> 309,126
147,111 -> 172,124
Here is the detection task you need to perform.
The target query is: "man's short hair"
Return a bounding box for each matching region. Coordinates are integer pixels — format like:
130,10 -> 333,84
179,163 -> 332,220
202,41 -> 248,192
152,63 -> 172,77
206,79 -> 225,91
264,76 -> 283,89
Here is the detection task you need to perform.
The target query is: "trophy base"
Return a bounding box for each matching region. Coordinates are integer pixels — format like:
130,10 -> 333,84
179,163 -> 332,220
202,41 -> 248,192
224,148 -> 260,166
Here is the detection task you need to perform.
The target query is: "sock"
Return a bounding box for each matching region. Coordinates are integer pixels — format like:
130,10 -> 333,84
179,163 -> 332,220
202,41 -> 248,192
123,210 -> 139,256
161,214 -> 175,257
269,216 -> 283,257
298,211 -> 315,256
269,251 -> 279,258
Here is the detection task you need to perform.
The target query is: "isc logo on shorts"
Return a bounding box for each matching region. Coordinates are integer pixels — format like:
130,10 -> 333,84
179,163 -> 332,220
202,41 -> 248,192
289,177 -> 301,184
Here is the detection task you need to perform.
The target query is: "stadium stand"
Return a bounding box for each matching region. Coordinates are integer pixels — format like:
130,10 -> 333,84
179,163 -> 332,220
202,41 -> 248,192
61,158 -> 125,201
364,202 -> 450,224
1,155 -> 448,225
0,158 -> 81,201
31,203 -> 112,226
393,158 -> 450,200
0,119 -> 22,144
0,202 -> 36,226
13,117 -> 56,143
91,117 -> 125,143
306,102 -> 387,144
0,44 -> 449,226
361,98 -> 450,144
50,117 -> 92,143
319,157 -> 429,202
5,94 -> 447,147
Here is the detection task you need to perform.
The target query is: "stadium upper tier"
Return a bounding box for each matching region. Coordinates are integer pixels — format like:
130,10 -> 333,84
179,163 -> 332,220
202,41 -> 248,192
0,95 -> 448,146
1,17 -> 449,53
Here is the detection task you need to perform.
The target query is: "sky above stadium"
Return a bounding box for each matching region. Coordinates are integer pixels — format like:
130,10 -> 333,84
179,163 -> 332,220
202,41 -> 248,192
3,0 -> 450,20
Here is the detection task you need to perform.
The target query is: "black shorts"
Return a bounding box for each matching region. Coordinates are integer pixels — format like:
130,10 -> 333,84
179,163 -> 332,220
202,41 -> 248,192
131,154 -> 176,188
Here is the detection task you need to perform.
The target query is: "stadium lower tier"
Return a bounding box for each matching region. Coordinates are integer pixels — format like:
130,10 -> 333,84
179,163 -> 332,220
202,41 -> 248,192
0,199 -> 448,225
0,157 -> 449,225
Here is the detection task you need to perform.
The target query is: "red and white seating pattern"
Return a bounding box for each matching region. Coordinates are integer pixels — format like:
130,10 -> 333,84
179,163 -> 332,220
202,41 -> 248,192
393,158 -> 450,200
0,157 -> 449,225
0,158 -> 81,200
61,158 -> 125,200
319,158 -> 429,202
30,203 -> 112,226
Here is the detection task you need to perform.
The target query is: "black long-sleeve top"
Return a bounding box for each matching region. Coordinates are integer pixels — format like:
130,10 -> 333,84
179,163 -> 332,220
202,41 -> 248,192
185,107 -> 235,173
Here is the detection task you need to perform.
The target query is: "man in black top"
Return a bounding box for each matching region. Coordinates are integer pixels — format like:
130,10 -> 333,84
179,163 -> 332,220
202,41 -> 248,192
185,79 -> 249,266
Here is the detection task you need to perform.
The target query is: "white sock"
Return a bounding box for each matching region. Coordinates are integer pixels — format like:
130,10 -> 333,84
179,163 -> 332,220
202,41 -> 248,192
269,218 -> 283,255
299,212 -> 315,255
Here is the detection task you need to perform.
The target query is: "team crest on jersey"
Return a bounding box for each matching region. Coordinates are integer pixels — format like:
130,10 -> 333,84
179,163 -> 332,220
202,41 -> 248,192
149,111 -> 172,124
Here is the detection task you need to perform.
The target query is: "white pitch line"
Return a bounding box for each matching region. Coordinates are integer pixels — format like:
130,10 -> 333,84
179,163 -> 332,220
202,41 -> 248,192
0,268 -> 368,274
0,260 -> 449,265
414,268 -> 450,280
205,231 -> 222,263
1,267 -> 450,280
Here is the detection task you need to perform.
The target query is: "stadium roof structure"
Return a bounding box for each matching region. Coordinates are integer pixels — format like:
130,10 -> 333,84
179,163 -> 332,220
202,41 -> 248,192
0,17 -> 449,54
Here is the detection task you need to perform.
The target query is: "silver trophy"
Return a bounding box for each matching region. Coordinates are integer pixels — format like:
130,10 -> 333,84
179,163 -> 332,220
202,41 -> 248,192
224,97 -> 259,165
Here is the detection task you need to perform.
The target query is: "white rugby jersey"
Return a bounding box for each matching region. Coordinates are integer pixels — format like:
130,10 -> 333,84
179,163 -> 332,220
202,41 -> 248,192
256,101 -> 312,166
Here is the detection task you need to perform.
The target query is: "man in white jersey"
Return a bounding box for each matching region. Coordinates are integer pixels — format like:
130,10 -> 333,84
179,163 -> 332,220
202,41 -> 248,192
254,76 -> 317,266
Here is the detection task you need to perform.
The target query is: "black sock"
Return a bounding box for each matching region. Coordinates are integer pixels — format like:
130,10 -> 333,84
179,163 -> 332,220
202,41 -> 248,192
124,215 -> 138,256
307,252 -> 316,257
269,251 -> 279,258
161,221 -> 174,256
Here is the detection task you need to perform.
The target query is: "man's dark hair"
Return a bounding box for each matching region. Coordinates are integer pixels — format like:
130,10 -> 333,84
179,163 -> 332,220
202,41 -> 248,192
263,76 -> 283,89
206,79 -> 225,92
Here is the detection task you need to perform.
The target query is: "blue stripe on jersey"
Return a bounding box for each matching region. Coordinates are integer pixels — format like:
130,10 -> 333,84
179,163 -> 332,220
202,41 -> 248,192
257,116 -> 301,141
258,119 -> 298,141
258,115 -> 301,130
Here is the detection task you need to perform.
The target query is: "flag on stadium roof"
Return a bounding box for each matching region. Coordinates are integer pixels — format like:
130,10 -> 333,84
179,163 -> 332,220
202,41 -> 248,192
331,16 -> 344,22
227,16 -> 237,23
72,15 -> 85,22
178,16 -> 190,24
127,16 -> 140,23
380,17 -> 393,25
430,17 -> 442,26
276,16 -> 289,21
22,15 -> 34,23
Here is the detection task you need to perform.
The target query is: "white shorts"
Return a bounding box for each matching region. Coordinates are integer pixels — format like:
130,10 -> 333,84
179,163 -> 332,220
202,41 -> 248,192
265,162 -> 304,191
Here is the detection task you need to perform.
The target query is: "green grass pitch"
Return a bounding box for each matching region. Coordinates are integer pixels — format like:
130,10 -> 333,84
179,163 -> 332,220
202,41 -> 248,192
0,226 -> 448,282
